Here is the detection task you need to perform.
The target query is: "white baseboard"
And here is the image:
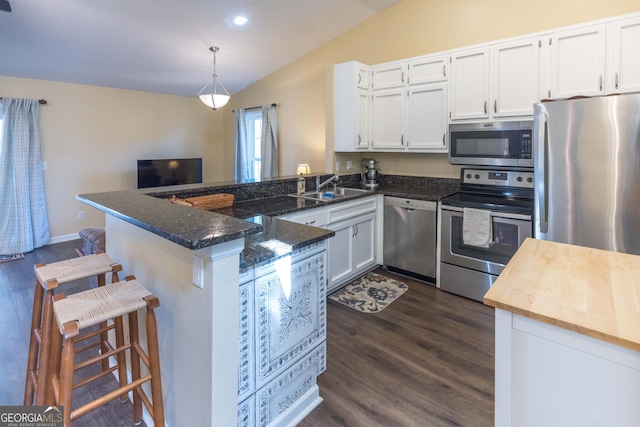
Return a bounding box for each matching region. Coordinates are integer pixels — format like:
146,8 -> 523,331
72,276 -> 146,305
48,233 -> 80,244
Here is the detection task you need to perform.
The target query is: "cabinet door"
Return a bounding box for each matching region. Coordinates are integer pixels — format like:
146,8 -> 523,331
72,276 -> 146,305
326,222 -> 354,292
607,16 -> 640,94
352,214 -> 376,271
355,88 -> 370,149
406,83 -> 448,151
549,25 -> 606,98
334,61 -> 370,152
408,55 -> 448,85
356,64 -> 370,89
371,88 -> 406,149
492,38 -> 539,117
450,47 -> 490,120
371,63 -> 406,89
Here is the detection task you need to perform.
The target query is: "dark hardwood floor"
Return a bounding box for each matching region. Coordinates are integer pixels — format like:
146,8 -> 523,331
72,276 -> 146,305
1,241 -> 494,426
300,268 -> 495,427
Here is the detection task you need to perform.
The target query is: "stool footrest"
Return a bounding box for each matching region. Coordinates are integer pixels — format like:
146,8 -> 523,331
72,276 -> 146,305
71,374 -> 152,421
73,366 -> 119,390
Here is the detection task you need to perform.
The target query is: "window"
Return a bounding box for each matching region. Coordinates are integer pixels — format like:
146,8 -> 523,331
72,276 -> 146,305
245,110 -> 262,180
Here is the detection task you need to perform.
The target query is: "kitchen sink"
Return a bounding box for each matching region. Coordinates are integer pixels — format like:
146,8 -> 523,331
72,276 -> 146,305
289,187 -> 371,202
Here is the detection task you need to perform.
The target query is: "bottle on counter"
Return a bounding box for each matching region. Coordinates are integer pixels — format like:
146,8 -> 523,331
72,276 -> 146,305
297,174 -> 306,195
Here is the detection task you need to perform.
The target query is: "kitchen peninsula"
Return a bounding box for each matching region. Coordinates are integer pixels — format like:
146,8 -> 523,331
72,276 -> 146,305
78,173 -> 459,426
484,238 -> 640,427
78,186 -> 336,427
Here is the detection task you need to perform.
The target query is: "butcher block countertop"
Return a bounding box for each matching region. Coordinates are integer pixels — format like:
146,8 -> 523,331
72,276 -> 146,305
484,237 -> 640,352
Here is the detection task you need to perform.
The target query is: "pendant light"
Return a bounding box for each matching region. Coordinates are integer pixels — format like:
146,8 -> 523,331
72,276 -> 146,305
198,46 -> 230,110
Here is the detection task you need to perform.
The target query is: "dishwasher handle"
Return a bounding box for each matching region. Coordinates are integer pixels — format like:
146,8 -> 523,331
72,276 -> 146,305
384,196 -> 436,211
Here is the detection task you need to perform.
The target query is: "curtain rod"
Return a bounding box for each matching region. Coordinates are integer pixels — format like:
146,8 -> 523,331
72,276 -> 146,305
233,103 -> 276,112
0,97 -> 48,105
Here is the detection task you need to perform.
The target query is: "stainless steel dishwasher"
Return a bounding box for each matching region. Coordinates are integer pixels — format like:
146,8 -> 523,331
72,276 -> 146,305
383,196 -> 437,282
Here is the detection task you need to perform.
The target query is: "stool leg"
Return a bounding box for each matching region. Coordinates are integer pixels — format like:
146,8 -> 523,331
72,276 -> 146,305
128,310 -> 143,424
145,298 -> 165,427
113,315 -> 128,403
97,272 -> 110,372
36,287 -> 56,405
24,278 -> 44,405
58,321 -> 79,427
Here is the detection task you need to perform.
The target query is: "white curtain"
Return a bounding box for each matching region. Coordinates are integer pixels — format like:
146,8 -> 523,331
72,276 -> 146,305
260,104 -> 279,179
234,108 -> 251,182
0,98 -> 50,255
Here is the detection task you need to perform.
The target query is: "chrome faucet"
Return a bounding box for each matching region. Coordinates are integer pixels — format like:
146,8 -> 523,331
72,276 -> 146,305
316,175 -> 340,191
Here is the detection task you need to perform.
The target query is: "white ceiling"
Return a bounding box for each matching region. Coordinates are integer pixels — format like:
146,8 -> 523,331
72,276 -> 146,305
0,0 -> 400,97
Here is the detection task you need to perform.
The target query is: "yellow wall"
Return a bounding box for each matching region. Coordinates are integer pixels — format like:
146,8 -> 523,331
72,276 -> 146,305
223,0 -> 640,179
0,76 -> 222,240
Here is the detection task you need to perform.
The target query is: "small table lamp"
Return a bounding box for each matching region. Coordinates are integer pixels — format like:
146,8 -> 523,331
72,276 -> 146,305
296,164 -> 311,175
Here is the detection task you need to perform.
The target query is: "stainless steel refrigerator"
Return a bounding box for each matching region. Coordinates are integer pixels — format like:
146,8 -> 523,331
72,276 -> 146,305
534,93 -> 640,255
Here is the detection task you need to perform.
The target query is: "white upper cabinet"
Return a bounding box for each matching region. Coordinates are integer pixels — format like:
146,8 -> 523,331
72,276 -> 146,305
548,24 -> 606,99
449,47 -> 491,120
450,39 -> 539,121
370,54 -> 450,152
406,83 -> 448,150
371,62 -> 406,89
491,38 -> 540,117
407,55 -> 448,85
370,87 -> 406,149
607,16 -> 640,94
334,61 -> 371,152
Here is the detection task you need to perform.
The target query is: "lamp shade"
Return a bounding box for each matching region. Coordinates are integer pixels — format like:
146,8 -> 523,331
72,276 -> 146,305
199,93 -> 230,109
296,164 -> 311,175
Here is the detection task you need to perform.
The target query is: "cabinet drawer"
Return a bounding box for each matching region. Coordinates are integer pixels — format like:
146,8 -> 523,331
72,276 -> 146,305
327,196 -> 377,223
281,207 -> 328,227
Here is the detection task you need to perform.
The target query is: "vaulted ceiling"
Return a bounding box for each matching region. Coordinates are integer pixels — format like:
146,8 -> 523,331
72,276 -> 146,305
0,0 -> 400,97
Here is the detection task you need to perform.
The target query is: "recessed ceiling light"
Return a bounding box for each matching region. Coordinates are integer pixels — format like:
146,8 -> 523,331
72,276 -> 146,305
233,16 -> 248,26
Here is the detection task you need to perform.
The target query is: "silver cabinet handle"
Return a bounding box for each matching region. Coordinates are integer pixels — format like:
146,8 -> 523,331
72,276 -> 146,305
305,220 -> 316,225
401,72 -> 405,83
484,101 -> 487,114
358,74 -> 361,84
442,133 -> 446,145
615,73 -> 619,90
599,75 -> 603,91
443,64 -> 446,77
494,100 -> 497,113
401,135 -> 404,146
357,134 -> 361,145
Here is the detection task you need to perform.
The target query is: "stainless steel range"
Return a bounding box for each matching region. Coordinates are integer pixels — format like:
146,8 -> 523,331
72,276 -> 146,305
440,168 -> 534,302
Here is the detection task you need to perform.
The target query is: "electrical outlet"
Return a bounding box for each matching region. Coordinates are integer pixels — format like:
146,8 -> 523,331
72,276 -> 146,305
336,161 -> 341,172
77,211 -> 84,219
346,161 -> 353,171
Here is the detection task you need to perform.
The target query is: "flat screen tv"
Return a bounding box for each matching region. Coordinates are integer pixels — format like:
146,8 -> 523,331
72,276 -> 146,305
137,158 -> 203,189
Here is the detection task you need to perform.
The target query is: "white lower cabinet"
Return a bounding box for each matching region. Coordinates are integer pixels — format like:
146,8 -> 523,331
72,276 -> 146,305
278,195 -> 381,294
237,243 -> 326,426
327,213 -> 376,293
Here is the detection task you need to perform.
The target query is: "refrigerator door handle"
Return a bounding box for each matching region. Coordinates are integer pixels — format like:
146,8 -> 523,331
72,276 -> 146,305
536,111 -> 549,233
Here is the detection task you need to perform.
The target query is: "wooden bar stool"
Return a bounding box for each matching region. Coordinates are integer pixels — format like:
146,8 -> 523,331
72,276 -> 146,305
24,252 -> 122,406
49,276 -> 164,427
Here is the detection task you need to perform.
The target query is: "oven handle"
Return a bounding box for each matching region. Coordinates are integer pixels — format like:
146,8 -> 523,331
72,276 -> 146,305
441,205 -> 532,221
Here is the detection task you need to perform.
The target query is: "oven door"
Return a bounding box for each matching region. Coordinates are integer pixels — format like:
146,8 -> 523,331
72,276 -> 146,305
441,206 -> 532,275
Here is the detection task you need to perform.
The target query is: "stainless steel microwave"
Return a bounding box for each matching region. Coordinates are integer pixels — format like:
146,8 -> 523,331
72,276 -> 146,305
449,121 -> 533,167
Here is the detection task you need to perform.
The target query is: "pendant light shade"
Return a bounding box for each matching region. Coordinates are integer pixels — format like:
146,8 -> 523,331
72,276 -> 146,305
198,46 -> 230,110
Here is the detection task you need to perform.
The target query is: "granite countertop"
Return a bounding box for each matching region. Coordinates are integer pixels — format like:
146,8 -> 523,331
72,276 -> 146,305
78,175 -> 460,268
484,238 -> 640,352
